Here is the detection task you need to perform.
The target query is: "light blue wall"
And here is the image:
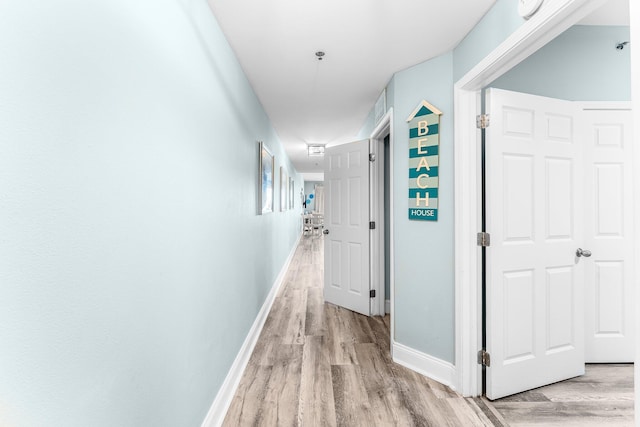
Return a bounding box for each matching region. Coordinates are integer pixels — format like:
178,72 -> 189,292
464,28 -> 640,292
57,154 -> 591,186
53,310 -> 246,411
356,56 -> 456,361
491,25 -> 631,100
453,0 -> 523,81
388,53 -> 456,362
0,1 -> 301,426
357,108 -> 376,139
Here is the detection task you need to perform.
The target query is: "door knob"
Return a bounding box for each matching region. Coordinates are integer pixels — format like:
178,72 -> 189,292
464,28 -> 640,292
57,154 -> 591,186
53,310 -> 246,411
576,248 -> 592,258
323,229 -> 329,235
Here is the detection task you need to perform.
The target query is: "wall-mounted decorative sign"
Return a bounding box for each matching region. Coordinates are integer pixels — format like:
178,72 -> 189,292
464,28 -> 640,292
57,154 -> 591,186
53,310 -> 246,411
407,100 -> 442,221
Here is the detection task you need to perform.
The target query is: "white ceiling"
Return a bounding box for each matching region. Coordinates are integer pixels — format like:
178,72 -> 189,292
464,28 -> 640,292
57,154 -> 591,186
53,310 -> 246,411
208,0 -> 629,182
208,0 -> 496,180
579,0 -> 629,25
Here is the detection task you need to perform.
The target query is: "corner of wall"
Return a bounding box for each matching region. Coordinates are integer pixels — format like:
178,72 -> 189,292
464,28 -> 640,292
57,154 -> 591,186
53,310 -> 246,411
392,341 -> 456,391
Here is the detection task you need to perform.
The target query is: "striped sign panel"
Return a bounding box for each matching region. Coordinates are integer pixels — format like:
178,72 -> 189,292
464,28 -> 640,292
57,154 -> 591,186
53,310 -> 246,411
407,101 -> 442,221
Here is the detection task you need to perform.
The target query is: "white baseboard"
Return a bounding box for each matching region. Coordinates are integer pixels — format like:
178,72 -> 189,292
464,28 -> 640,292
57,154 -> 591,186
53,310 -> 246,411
385,299 -> 390,314
201,235 -> 301,427
393,341 -> 456,391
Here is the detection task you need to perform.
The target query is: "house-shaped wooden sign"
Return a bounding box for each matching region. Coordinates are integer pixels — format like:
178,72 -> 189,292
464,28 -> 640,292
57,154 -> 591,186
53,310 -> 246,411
407,100 -> 442,221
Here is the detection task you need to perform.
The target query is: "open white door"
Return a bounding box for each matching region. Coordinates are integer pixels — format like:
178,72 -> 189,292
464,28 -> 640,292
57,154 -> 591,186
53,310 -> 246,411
324,139 -> 371,316
485,88 -> 584,400
583,107 -> 635,362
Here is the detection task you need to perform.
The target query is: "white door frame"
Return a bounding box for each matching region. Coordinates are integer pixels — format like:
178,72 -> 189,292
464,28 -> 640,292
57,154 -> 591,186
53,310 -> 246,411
630,3 -> 640,421
452,0 -> 622,396
370,109 -> 395,349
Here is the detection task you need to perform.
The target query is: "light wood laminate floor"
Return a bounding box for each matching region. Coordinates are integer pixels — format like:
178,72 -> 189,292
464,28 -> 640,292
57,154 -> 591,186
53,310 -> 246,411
222,235 -> 634,426
490,363 -> 634,426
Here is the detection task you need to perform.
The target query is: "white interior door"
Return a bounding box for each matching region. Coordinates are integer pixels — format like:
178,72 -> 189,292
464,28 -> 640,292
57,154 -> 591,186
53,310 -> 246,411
324,140 -> 370,316
485,88 -> 584,400
583,107 -> 635,362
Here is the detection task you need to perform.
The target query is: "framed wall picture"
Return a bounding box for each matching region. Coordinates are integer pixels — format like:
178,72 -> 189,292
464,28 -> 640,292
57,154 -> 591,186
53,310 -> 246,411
280,166 -> 287,212
289,177 -> 295,209
258,141 -> 274,215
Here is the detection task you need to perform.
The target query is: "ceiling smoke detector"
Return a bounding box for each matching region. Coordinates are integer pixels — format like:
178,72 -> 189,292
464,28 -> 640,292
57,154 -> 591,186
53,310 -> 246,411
315,51 -> 325,60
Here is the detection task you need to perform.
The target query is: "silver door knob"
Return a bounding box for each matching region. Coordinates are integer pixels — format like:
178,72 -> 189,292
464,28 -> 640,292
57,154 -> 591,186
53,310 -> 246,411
576,248 -> 592,257
323,229 -> 329,235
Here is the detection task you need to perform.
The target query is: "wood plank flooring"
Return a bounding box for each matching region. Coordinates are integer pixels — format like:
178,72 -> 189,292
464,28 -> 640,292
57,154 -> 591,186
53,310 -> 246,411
222,235 -> 634,426
489,364 -> 634,426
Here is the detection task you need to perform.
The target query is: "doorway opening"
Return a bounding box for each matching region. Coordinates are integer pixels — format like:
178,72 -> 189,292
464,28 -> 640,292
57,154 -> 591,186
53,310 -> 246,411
322,108 -> 394,328
477,7 -> 634,399
371,134 -> 391,312
453,0 -> 637,399
480,87 -> 635,399
370,109 -> 395,351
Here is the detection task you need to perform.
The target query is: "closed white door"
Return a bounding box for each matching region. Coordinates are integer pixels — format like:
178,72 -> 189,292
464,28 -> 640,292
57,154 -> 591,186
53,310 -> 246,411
583,107 -> 635,362
485,88 -> 584,400
324,140 -> 370,316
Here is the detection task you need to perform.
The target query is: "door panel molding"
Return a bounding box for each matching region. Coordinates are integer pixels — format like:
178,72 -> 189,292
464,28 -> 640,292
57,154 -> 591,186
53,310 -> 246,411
324,139 -> 371,316
581,106 -> 634,362
485,88 -> 584,400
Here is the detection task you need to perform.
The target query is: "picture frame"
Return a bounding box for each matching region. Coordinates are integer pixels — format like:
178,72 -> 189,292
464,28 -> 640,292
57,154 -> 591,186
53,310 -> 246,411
258,141 -> 274,215
289,177 -> 295,209
280,166 -> 288,211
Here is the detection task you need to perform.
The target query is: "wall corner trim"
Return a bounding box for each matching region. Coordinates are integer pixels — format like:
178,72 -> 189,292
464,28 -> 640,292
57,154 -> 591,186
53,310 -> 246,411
201,233 -> 302,427
393,342 -> 456,391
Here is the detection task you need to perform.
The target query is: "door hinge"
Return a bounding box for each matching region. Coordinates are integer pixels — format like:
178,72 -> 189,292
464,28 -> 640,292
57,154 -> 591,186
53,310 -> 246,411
370,289 -> 376,298
369,221 -> 376,230
478,349 -> 491,367
477,232 -> 490,247
369,153 -> 376,162
476,114 -> 490,129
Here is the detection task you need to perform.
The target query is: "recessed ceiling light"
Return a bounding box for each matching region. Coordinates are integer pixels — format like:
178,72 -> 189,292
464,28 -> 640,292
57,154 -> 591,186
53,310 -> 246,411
308,145 -> 325,156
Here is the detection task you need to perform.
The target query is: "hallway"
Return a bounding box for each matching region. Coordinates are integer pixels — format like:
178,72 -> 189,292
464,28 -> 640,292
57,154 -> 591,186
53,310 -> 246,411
222,235 -> 634,426
222,236 -> 491,426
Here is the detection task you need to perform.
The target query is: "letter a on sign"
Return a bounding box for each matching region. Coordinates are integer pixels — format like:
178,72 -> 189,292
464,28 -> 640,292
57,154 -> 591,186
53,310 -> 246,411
407,100 -> 442,221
